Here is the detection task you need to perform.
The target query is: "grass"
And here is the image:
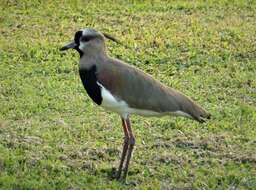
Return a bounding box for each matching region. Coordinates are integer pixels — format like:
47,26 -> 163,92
0,0 -> 256,189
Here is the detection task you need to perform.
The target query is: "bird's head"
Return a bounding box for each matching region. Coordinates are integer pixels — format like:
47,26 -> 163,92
60,28 -> 120,57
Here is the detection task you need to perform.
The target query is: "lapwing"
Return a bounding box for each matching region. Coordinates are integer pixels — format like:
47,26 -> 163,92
60,28 -> 210,180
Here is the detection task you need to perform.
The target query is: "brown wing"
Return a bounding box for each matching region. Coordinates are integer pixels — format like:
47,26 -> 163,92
97,58 -> 210,122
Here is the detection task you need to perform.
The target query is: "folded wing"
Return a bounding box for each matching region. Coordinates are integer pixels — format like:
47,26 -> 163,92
97,59 -> 210,122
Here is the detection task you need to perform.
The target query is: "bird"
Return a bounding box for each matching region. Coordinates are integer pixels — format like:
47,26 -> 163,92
60,28 -> 210,181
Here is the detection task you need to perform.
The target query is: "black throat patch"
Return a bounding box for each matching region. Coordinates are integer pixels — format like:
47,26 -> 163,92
74,31 -> 83,57
79,65 -> 102,105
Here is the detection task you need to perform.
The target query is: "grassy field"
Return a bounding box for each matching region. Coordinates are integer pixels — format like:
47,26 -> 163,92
0,0 -> 256,189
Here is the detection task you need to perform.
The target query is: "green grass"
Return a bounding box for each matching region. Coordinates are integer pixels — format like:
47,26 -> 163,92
0,0 -> 256,189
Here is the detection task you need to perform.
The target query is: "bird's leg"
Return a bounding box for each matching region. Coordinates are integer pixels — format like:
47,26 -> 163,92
122,118 -> 135,180
116,118 -> 129,179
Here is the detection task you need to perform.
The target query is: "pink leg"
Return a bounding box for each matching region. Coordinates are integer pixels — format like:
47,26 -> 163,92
122,118 -> 135,180
116,118 -> 129,179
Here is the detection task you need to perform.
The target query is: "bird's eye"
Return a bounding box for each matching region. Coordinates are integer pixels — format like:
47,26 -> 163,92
81,36 -> 90,42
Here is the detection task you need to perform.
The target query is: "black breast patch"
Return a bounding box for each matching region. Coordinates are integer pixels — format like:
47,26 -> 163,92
79,65 -> 102,105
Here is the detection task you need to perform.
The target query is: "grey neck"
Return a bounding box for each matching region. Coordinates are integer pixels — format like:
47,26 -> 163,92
79,51 -> 108,70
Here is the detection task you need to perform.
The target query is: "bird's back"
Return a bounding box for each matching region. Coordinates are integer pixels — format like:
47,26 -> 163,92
97,58 -> 210,122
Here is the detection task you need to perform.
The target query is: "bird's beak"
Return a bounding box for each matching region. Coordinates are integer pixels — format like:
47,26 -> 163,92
60,41 -> 77,51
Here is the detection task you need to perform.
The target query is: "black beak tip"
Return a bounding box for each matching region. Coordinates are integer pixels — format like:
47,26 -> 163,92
59,41 -> 77,52
60,47 -> 67,51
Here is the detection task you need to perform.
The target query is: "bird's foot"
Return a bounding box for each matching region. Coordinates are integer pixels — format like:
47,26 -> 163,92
112,168 -> 128,183
115,172 -> 121,180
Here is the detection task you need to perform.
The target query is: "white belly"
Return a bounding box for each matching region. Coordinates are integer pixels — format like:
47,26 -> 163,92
97,82 -> 160,118
97,82 -> 192,119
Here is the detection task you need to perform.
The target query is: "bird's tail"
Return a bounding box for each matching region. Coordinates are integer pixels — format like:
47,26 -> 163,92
188,101 -> 211,123
176,92 -> 211,123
